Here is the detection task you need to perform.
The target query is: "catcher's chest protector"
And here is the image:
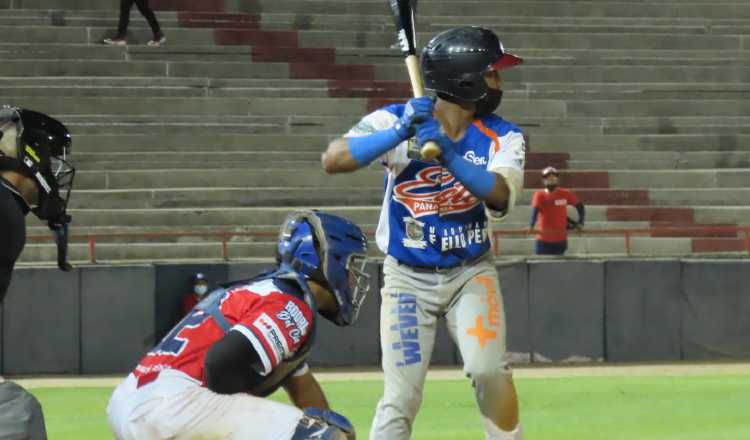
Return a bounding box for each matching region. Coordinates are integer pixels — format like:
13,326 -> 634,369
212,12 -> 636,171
0,381 -> 47,440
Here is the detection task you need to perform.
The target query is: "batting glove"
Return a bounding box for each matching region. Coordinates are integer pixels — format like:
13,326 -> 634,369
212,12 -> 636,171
394,97 -> 434,140
416,118 -> 457,164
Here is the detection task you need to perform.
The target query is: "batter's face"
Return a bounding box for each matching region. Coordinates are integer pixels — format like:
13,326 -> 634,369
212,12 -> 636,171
483,70 -> 502,90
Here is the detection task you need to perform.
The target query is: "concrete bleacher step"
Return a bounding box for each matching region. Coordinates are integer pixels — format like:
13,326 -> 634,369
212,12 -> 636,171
69,168 -> 750,191
39,204 -> 748,229
64,187 -> 750,210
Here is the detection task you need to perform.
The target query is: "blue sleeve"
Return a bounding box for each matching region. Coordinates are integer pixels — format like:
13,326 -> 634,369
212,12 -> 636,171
530,207 -> 539,227
443,156 -> 497,199
575,202 -> 585,225
347,128 -> 402,167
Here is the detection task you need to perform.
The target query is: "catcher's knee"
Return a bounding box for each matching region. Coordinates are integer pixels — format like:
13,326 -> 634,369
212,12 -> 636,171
292,408 -> 355,440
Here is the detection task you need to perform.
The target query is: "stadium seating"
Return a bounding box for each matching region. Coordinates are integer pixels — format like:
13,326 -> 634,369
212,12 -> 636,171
3,0 -> 749,263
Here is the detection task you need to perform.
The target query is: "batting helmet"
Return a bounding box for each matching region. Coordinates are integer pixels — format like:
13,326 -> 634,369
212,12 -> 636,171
277,210 -> 370,326
421,27 -> 522,114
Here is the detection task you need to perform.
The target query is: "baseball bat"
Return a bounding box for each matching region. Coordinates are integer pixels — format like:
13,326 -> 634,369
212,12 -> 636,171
388,0 -> 441,160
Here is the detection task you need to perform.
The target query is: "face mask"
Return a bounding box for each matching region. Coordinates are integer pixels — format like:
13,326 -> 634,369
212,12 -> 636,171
474,89 -> 503,117
545,183 -> 558,192
194,285 -> 208,296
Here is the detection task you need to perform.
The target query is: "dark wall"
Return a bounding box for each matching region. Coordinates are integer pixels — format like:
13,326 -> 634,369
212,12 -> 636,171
681,260 -> 750,359
605,260 -> 682,361
2,259 -> 750,374
80,265 -> 156,374
529,260 -> 605,362
2,267 -> 80,374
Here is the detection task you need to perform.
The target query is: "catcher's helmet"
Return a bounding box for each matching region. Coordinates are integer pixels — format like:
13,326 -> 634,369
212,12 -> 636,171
277,210 -> 370,326
421,26 -> 522,103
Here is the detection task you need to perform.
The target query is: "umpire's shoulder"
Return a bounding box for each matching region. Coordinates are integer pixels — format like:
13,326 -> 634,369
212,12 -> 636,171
479,114 -> 524,137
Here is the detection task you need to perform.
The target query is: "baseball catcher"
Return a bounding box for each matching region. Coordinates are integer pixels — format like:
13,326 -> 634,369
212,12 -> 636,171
107,210 -> 368,440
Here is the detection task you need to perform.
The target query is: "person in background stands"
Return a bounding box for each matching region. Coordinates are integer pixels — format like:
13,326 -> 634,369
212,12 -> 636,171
528,166 -> 585,255
103,0 -> 166,47
181,272 -> 210,318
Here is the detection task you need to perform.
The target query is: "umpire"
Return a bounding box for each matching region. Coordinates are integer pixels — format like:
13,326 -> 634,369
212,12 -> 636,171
0,106 -> 76,439
0,106 -> 75,301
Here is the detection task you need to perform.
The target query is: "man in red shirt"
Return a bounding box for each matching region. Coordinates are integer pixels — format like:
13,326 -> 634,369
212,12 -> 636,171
528,166 -> 585,255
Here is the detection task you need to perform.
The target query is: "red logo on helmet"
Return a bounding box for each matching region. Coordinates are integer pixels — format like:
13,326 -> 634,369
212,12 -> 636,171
393,166 -> 479,218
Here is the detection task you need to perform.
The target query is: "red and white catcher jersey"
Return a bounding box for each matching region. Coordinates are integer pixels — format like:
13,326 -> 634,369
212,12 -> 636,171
133,279 -> 314,385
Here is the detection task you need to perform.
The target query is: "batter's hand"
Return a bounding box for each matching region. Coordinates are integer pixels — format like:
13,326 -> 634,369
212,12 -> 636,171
416,118 -> 457,163
394,97 -> 434,140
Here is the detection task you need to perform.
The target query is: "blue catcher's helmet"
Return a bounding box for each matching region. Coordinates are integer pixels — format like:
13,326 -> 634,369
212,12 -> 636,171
277,210 -> 370,326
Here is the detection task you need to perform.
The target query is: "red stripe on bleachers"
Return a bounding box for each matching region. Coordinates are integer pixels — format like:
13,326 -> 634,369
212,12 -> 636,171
290,63 -> 375,80
214,29 -> 299,46
252,47 -> 336,63
692,238 -> 747,253
575,190 -> 649,205
650,223 -> 738,237
525,171 -> 609,189
606,207 -> 694,222
177,12 -> 259,28
328,80 -> 412,98
526,152 -> 569,170
152,0 -> 224,12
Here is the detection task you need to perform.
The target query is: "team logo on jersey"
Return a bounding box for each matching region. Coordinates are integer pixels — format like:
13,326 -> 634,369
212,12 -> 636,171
393,166 -> 479,218
276,301 -> 309,344
402,216 -> 427,249
253,313 -> 289,363
464,150 -> 487,165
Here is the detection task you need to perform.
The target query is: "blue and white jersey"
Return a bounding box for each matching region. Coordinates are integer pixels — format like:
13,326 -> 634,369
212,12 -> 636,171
346,104 -> 526,268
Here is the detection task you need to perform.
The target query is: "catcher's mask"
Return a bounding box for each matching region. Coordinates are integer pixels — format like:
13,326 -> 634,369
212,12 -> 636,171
277,210 -> 370,326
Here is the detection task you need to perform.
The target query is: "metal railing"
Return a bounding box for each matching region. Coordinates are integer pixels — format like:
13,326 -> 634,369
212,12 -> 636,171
27,225 -> 750,263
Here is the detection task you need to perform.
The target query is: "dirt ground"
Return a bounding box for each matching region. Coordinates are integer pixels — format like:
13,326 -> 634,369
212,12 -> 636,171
8,361 -> 749,389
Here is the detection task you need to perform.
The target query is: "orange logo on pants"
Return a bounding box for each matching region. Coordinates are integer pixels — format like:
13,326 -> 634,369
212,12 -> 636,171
467,315 -> 497,348
466,275 -> 502,348
475,275 -> 501,327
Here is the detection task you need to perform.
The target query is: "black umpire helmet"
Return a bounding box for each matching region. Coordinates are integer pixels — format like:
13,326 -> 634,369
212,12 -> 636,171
421,27 -> 522,114
0,106 -> 75,224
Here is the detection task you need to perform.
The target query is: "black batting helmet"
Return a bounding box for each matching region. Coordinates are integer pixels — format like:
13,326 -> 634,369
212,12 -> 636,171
420,26 -> 522,102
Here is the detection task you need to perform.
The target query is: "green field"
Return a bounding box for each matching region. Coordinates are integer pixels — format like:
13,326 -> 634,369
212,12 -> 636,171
32,373 -> 750,439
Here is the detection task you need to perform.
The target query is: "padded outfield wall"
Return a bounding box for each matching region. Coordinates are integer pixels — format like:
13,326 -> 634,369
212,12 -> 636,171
1,259 -> 749,374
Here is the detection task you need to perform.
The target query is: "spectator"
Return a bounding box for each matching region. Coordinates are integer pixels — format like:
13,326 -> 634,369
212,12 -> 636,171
528,166 -> 585,255
103,0 -> 166,46
180,272 -> 209,317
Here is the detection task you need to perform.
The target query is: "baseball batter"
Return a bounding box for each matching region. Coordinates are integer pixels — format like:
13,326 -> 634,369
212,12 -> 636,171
107,211 -> 369,440
322,27 -> 525,439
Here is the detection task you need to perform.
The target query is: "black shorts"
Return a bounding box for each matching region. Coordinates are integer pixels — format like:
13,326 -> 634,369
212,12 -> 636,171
0,184 -> 27,302
535,239 -> 567,255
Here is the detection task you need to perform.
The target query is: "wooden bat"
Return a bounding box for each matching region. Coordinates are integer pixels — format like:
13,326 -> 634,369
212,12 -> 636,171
388,0 -> 441,160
